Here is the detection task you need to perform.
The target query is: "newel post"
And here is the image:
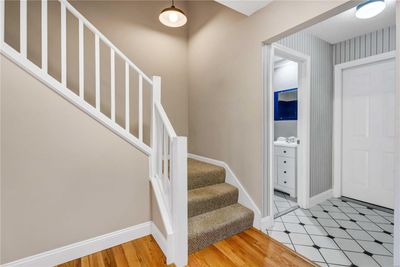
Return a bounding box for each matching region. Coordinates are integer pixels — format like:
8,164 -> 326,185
171,136 -> 188,266
150,76 -> 161,178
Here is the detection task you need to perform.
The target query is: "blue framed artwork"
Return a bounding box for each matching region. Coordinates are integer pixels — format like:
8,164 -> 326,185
274,88 -> 298,121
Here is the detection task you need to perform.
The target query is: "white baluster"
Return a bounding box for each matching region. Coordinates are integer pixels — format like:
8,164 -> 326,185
79,20 -> 84,98
20,0 -> 27,57
95,34 -> 100,110
125,62 -> 130,131
110,49 -> 115,122
151,76 -> 161,178
163,127 -> 168,181
138,75 -> 143,141
158,117 -> 163,178
41,0 -> 48,72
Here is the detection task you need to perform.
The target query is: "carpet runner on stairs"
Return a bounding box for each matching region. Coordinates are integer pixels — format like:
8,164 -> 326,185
188,159 -> 254,254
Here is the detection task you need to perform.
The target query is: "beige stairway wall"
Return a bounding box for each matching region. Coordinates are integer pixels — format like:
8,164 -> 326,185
187,0 -> 355,214
1,1 -> 189,263
0,55 -> 150,263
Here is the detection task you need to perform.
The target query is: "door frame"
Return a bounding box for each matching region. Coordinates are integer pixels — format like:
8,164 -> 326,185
263,43 -> 311,219
332,51 -> 396,198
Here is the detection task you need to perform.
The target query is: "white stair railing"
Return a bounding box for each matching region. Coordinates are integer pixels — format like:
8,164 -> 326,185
151,77 -> 188,266
0,0 -> 187,265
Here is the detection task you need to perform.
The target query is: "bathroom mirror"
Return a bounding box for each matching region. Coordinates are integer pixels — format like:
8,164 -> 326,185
274,88 -> 298,121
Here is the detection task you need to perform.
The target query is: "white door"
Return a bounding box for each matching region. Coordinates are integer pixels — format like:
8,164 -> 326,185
342,57 -> 395,209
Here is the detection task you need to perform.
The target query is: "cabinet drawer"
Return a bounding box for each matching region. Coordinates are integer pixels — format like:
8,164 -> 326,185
277,157 -> 295,172
277,156 -> 295,188
275,146 -> 296,158
278,171 -> 295,188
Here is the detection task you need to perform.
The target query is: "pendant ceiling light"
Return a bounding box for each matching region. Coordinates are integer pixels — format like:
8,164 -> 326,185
355,0 -> 386,19
159,0 -> 187,28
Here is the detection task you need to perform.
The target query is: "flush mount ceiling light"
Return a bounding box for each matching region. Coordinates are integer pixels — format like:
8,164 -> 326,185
159,0 -> 187,28
355,0 -> 386,19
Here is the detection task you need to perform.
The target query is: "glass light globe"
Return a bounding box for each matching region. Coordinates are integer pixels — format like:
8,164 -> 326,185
159,5 -> 187,27
356,0 -> 386,19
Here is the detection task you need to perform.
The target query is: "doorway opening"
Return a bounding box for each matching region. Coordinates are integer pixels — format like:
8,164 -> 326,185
264,43 -> 311,220
272,57 -> 301,217
262,2 -> 397,266
264,43 -> 311,219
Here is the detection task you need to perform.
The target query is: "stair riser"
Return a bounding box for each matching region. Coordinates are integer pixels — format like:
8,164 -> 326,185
188,189 -> 238,218
188,159 -> 226,190
188,170 -> 226,190
188,214 -> 254,254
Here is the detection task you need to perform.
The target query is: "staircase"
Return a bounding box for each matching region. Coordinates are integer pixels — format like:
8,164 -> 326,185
187,159 -> 254,253
0,0 -> 255,265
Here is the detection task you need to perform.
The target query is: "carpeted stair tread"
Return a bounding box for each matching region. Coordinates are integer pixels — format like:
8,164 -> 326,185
188,183 -> 238,218
188,203 -> 254,254
188,159 -> 225,190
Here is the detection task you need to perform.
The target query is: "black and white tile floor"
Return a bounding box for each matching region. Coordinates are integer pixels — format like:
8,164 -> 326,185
273,190 -> 298,215
265,198 -> 394,267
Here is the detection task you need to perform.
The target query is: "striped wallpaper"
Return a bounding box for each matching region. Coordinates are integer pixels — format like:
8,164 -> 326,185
333,25 -> 396,65
278,31 -> 334,197
275,26 -> 397,198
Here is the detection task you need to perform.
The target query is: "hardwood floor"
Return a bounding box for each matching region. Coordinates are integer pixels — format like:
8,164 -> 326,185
57,228 -> 316,267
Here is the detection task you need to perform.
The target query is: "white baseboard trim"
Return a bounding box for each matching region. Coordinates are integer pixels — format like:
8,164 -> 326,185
309,189 -> 333,208
260,216 -> 274,231
151,222 -> 169,261
2,221 -> 152,267
188,153 -> 262,229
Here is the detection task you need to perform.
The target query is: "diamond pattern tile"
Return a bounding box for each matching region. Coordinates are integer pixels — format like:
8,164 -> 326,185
265,197 -> 393,267
273,191 -> 298,216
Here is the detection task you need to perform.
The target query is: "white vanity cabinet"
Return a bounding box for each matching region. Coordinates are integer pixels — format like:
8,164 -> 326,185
274,143 -> 297,197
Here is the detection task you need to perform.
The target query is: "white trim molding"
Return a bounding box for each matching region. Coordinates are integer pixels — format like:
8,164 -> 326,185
263,43 -> 312,219
332,51 -> 396,198
151,222 -> 169,262
260,216 -> 274,231
309,189 -> 333,208
188,153 -> 262,229
2,222 -> 152,267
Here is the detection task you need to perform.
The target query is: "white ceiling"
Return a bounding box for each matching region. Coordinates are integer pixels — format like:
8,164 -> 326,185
306,0 -> 396,44
214,0 -> 273,16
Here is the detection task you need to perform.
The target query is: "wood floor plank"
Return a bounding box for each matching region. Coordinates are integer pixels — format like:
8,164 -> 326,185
226,234 -> 266,266
191,245 -> 237,267
81,256 -> 90,267
111,245 -> 130,267
101,248 -> 118,267
212,239 -> 247,266
57,228 -> 316,267
121,241 -> 142,266
132,235 -> 161,266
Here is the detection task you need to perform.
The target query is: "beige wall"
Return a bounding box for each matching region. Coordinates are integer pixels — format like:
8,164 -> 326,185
4,0 -> 189,138
1,1 -> 188,263
0,55 -> 150,263
1,0 -> 365,263
187,0 -> 354,212
69,1 -> 189,137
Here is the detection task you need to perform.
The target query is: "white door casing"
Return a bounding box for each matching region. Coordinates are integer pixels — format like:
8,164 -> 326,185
333,52 -> 396,209
263,43 -> 311,219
